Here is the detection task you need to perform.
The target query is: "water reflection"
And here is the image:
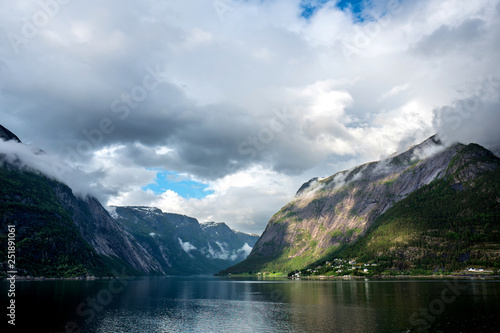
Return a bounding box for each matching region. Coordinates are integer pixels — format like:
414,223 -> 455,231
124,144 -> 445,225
2,277 -> 499,332
90,278 -> 500,332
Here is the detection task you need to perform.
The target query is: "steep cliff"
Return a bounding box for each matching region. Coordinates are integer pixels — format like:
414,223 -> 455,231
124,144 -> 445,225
222,136 -> 500,274
52,186 -> 164,275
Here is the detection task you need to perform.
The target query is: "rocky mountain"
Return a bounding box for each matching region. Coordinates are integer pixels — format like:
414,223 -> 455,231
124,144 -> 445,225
111,206 -> 259,275
222,136 -> 500,275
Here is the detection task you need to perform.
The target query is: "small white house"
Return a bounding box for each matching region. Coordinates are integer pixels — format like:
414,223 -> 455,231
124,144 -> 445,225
468,268 -> 484,272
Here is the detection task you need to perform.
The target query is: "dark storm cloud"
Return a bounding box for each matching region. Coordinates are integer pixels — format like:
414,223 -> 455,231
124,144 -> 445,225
0,0 -> 322,180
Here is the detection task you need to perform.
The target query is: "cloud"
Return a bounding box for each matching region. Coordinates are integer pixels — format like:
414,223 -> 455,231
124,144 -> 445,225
202,241 -> 253,261
178,238 -> 197,254
238,243 -> 253,257
433,77 -> 500,153
107,164 -> 302,235
1,0 -> 499,234
411,18 -> 486,56
0,139 -> 110,201
378,83 -> 409,102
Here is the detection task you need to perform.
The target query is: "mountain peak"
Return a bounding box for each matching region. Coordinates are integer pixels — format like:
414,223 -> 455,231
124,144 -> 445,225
201,221 -> 228,228
296,177 -> 319,197
0,124 -> 21,143
125,206 -> 164,214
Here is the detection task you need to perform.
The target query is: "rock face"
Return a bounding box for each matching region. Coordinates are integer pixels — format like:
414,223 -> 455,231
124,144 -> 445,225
111,206 -> 259,274
52,186 -> 164,274
223,135 -> 500,274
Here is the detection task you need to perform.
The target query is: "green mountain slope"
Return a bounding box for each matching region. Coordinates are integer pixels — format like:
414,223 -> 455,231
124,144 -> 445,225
331,143 -> 500,273
221,139 -> 500,275
0,166 -> 117,277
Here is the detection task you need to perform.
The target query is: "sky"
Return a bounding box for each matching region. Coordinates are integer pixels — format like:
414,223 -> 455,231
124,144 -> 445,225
1,0 -> 499,234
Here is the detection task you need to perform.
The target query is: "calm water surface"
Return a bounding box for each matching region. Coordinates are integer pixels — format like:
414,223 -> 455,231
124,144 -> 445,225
3,276 -> 500,332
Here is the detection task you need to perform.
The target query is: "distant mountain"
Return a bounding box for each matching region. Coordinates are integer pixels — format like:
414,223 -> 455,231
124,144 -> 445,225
200,221 -> 259,260
111,206 -> 259,275
222,136 -> 500,275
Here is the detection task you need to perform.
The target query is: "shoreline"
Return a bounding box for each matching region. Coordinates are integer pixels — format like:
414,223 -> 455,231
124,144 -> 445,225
288,274 -> 500,280
0,275 -> 124,281
2,273 -> 500,281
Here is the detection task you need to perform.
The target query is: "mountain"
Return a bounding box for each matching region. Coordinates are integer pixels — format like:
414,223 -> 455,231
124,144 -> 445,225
0,124 -> 167,278
0,162 -> 164,278
111,206 -> 259,275
221,136 -> 500,275
200,221 -> 259,258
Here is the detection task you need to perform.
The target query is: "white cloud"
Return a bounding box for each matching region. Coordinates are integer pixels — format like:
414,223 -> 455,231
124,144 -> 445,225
252,47 -> 272,61
202,241 -> 253,261
182,28 -> 214,49
0,139 -> 106,200
239,243 -> 253,257
178,238 -> 197,254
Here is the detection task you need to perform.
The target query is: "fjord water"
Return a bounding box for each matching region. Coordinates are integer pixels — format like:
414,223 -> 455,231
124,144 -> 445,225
4,277 -> 500,332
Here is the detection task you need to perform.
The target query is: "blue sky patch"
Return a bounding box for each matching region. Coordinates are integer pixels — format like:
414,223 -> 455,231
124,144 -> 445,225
336,0 -> 365,14
300,0 -> 366,19
143,170 -> 214,199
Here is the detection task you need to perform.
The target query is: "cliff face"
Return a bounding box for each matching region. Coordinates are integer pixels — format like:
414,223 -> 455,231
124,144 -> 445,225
51,185 -> 164,274
223,136 -> 500,274
112,206 -> 259,274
